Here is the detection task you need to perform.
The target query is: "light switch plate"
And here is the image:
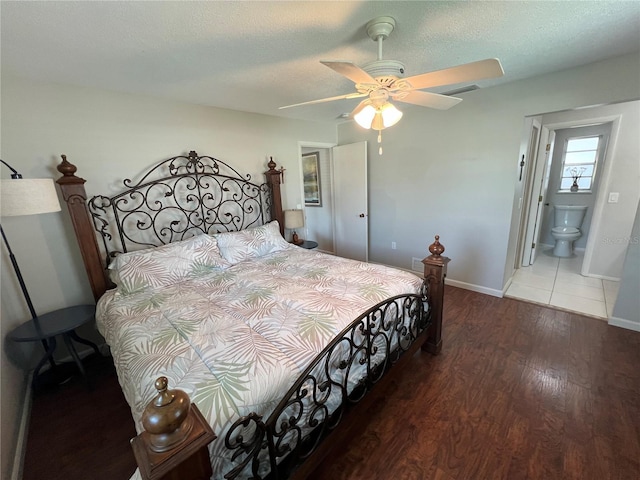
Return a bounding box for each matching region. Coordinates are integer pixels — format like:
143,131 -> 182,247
608,192 -> 619,203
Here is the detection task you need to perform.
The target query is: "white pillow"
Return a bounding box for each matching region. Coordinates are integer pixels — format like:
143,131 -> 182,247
214,221 -> 291,264
108,234 -> 231,294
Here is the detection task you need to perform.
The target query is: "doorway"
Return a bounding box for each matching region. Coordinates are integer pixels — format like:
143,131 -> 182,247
506,117 -> 617,319
298,141 -> 368,260
300,145 -> 334,252
519,122 -> 612,269
536,123 -> 612,257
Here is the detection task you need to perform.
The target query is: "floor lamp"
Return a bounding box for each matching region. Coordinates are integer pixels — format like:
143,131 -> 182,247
1,159 -> 61,347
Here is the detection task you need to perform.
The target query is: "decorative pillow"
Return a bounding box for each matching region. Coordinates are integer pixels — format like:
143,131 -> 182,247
214,221 -> 291,264
108,233 -> 231,294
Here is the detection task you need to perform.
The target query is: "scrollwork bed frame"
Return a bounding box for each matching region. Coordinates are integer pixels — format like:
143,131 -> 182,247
55,151 -> 449,480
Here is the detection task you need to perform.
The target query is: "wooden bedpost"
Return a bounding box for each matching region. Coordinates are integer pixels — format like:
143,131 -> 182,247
56,155 -> 109,301
422,235 -> 450,355
131,377 -> 216,480
264,157 -> 285,236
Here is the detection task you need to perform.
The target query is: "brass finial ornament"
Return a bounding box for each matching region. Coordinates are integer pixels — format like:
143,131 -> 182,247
141,377 -> 193,453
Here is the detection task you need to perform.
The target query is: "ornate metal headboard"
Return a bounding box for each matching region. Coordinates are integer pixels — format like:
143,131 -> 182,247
56,151 -> 284,300
89,150 -> 275,263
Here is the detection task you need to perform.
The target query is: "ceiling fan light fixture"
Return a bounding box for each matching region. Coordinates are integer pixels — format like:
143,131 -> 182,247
380,102 -> 402,128
354,104 -> 376,129
356,101 -> 402,131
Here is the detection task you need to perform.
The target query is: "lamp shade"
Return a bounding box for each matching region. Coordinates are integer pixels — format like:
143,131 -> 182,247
354,101 -> 402,130
1,178 -> 61,217
354,104 -> 376,129
284,209 -> 304,230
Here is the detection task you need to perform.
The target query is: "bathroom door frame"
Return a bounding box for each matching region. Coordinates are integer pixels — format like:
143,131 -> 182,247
518,120 -> 554,266
520,114 -> 622,276
525,128 -> 555,265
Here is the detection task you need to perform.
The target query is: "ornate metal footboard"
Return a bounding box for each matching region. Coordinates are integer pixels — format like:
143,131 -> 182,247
128,240 -> 448,480
224,291 -> 430,479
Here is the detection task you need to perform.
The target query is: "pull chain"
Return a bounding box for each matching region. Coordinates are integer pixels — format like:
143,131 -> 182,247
377,130 -> 383,155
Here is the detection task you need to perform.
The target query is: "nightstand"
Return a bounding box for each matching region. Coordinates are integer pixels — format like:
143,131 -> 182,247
8,304 -> 101,390
297,240 -> 318,249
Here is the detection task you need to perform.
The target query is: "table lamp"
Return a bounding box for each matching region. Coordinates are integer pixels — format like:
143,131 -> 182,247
284,209 -> 304,245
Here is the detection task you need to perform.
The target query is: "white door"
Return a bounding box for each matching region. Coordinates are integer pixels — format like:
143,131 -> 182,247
524,129 -> 556,265
332,142 -> 368,261
515,117 -> 542,268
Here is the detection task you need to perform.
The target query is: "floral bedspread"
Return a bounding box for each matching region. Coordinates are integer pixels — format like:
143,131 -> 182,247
96,246 -> 423,477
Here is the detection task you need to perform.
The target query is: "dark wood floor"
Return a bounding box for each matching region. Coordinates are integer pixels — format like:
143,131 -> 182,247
23,286 -> 640,480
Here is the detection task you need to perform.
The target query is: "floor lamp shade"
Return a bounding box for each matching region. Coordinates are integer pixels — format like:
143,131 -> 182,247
1,179 -> 61,217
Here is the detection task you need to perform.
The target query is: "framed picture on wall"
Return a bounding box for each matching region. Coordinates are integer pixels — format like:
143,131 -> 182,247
302,152 -> 322,207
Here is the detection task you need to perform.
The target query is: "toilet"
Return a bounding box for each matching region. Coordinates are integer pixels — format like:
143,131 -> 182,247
550,205 -> 588,257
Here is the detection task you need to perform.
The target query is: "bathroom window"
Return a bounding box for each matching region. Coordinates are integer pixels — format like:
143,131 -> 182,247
558,135 -> 600,193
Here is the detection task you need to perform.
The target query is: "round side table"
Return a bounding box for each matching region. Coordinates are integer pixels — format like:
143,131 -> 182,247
8,304 -> 101,390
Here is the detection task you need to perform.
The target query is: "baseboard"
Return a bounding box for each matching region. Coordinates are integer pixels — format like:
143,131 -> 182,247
583,273 -> 621,282
608,316 -> 640,332
445,278 -> 504,298
383,262 -> 504,298
10,371 -> 33,480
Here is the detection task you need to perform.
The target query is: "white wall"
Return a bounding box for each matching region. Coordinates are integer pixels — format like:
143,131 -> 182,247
0,73 -> 336,480
610,200 -> 640,331
338,53 -> 640,295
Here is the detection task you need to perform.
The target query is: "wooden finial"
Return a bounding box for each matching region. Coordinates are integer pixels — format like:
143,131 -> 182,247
141,377 -> 193,453
428,235 -> 445,257
267,156 -> 277,171
56,154 -> 76,177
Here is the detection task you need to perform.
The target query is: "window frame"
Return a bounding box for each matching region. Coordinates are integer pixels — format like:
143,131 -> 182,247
557,134 -> 602,194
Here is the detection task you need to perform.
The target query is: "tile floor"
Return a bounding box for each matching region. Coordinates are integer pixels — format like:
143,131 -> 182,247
505,248 -> 620,319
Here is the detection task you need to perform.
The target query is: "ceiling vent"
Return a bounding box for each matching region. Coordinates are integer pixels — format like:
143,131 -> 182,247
441,85 -> 480,96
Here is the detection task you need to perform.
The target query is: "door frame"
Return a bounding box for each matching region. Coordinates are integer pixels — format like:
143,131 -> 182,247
514,117 -> 542,267
515,114 -> 622,276
522,126 -> 554,266
297,141 -> 336,250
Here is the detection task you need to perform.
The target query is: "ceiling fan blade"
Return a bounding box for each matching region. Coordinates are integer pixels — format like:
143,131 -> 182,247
402,58 -> 504,90
393,90 -> 462,110
320,61 -> 377,84
279,92 -> 367,110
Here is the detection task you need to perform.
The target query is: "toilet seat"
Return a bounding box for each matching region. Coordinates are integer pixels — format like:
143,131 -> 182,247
552,226 -> 579,236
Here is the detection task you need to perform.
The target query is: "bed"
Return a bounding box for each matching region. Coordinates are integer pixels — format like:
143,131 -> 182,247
55,151 -> 449,480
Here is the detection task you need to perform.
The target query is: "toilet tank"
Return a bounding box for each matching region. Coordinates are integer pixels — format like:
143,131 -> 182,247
554,205 -> 588,228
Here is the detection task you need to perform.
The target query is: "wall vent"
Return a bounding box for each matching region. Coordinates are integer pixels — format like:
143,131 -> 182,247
411,257 -> 424,272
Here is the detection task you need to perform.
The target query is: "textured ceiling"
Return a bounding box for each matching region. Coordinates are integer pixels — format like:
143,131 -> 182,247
2,1 -> 639,123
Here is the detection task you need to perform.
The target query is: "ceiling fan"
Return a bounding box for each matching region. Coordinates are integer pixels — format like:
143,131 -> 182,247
280,16 -> 504,143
